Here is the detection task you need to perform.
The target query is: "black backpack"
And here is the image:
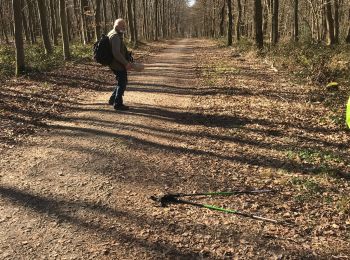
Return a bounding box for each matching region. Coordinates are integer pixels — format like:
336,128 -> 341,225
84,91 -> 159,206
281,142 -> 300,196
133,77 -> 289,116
93,34 -> 113,66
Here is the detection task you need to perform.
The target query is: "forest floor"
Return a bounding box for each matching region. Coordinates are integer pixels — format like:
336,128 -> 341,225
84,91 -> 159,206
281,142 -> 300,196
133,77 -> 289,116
0,39 -> 349,259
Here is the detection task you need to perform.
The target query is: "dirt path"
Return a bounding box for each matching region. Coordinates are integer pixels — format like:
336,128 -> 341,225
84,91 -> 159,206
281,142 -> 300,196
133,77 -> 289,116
1,39 -> 349,259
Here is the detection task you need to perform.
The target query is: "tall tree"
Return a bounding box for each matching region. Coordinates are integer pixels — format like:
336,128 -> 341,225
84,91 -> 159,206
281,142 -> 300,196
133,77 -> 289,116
236,0 -> 242,40
334,0 -> 339,44
94,0 -> 101,41
154,0 -> 159,41
21,0 -> 30,44
126,0 -> 135,43
26,0 -> 36,43
59,0 -> 70,60
227,0 -> 233,46
219,1 -> 225,37
254,0 -> 264,48
0,1 -> 9,43
37,0 -> 53,54
346,9 -> 350,43
271,0 -> 279,44
80,0 -> 88,44
49,0 -> 58,45
13,0 -> 25,75
325,0 -> 335,45
132,0 -> 138,44
293,0 -> 298,42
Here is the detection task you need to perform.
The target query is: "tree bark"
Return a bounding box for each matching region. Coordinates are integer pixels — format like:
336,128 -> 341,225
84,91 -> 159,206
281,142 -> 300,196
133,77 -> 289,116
219,1 -> 225,37
236,0 -> 242,40
13,0 -> 25,75
37,0 -> 53,54
0,1 -> 10,44
154,0 -> 159,41
126,0 -> 135,42
254,0 -> 264,49
227,0 -> 233,45
26,0 -> 36,43
334,0 -> 339,44
132,0 -> 138,44
50,0 -> 58,45
21,0 -> 30,44
162,0 -> 166,37
142,0 -> 147,39
325,0 -> 335,45
102,0 -> 107,33
271,0 -> 279,44
293,0 -> 298,42
94,0 -> 102,41
80,0 -> 88,44
59,0 -> 70,60
346,9 -> 350,43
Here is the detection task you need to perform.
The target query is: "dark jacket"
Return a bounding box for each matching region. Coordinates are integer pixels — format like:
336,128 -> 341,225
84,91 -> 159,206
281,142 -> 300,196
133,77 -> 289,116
107,29 -> 129,71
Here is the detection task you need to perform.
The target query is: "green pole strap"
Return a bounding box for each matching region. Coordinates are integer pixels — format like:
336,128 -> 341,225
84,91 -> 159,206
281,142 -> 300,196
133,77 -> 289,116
346,96 -> 350,128
203,204 -> 279,223
203,204 -> 238,213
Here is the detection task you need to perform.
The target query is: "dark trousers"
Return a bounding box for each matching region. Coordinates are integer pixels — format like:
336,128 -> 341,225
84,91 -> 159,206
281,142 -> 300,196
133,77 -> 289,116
110,69 -> 128,106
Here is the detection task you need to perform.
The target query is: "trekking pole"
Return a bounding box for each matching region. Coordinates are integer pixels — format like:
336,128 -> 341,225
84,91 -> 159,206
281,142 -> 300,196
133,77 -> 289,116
174,197 -> 280,224
174,189 -> 275,197
150,194 -> 281,224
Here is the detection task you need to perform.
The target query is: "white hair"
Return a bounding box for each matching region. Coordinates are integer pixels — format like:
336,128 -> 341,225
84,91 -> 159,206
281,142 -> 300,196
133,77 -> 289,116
113,18 -> 125,30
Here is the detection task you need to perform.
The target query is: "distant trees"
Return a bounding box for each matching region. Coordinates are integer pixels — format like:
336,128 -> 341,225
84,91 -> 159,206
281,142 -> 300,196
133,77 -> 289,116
3,0 -> 350,76
1,0 -> 188,76
187,0 -> 350,48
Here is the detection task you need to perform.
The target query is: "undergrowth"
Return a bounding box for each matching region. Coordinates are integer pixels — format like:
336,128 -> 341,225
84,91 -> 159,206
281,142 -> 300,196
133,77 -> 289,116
0,42 -> 93,80
231,39 -> 350,129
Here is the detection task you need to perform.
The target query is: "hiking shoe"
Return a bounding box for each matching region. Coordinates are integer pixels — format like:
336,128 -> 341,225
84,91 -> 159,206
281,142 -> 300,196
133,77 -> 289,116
108,96 -> 115,105
114,104 -> 129,111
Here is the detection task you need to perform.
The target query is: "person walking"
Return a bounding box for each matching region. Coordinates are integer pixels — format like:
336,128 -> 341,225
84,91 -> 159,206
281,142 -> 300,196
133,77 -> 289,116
108,18 -> 132,110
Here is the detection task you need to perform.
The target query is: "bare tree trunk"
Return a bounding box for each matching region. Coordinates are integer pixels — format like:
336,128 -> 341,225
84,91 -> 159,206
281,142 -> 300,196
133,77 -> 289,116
37,0 -> 53,54
0,2 -> 7,43
219,1 -> 225,37
80,0 -> 88,44
236,0 -> 242,40
126,0 -> 135,42
154,0 -> 158,40
162,0 -> 166,37
293,0 -> 298,41
21,0 -> 30,44
94,0 -> 102,41
227,0 -> 233,45
254,0 -> 264,49
50,0 -> 58,45
102,0 -> 107,32
142,0 -> 147,39
13,0 -> 25,75
59,0 -> 70,60
334,0 -> 339,44
271,0 -> 279,44
66,4 -> 72,41
325,0 -> 335,45
346,9 -> 350,43
111,0 -> 118,19
26,0 -> 36,43
132,0 -> 138,44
